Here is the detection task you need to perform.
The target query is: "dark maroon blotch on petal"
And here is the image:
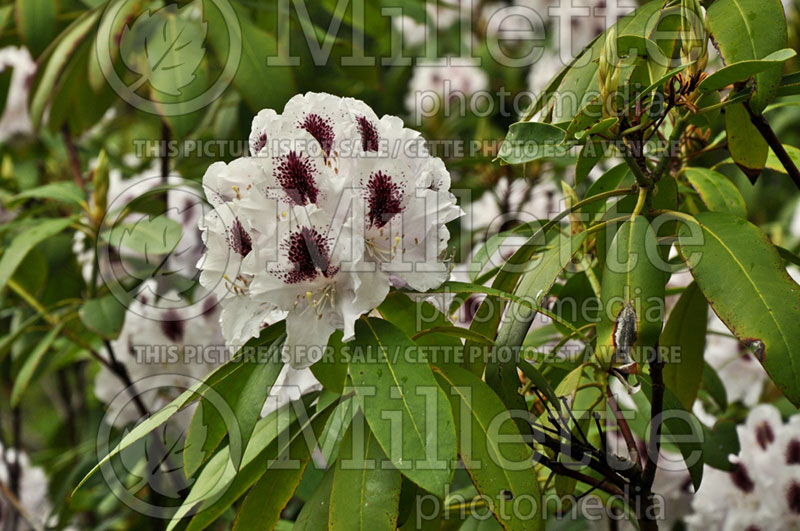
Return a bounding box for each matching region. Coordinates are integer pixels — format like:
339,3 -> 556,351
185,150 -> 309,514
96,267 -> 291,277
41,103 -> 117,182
161,310 -> 185,343
282,227 -> 339,284
755,421 -> 776,450
729,462 -> 755,493
299,113 -> 334,157
227,218 -> 253,257
789,481 -> 800,514
787,439 -> 800,464
275,151 -> 319,206
252,132 -> 267,154
365,171 -> 404,229
356,116 -> 379,151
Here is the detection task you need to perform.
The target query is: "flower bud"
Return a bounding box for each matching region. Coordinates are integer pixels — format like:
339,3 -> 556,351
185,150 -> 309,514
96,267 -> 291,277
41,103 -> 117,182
91,150 -> 109,223
598,27 -> 620,115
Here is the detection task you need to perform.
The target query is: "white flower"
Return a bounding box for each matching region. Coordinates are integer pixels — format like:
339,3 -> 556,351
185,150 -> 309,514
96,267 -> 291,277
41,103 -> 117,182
0,46 -> 35,143
527,51 -> 565,99
404,59 -> 489,122
198,92 -> 462,368
0,445 -> 52,530
94,282 -> 225,428
687,405 -> 800,530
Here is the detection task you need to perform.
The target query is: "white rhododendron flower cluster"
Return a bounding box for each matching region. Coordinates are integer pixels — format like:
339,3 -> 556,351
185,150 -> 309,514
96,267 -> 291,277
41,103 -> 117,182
0,444 -> 52,530
198,93 -> 462,368
404,60 -> 489,122
94,282 -> 225,428
687,405 -> 800,530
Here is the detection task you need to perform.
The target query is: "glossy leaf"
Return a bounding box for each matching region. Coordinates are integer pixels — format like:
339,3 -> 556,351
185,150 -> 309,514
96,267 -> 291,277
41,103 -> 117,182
677,212 -> 800,406
683,168 -> 747,217
496,122 -> 567,165
79,295 -> 127,340
706,0 -> 788,112
329,414 -> 402,531
433,365 -> 543,531
596,216 -> 666,367
11,323 -> 63,406
725,102 -> 768,184
0,218 -> 75,292
661,282 -> 708,409
349,318 -> 457,497
698,48 -> 796,93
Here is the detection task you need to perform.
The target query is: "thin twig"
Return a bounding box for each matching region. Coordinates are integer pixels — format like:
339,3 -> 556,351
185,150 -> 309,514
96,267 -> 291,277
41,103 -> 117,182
606,385 -> 641,471
62,125 -> 84,189
642,350 -> 665,491
744,101 -> 800,189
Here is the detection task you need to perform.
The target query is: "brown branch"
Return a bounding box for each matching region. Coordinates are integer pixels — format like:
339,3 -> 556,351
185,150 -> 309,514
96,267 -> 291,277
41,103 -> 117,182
62,125 -> 84,189
606,385 -> 642,471
745,102 -> 800,189
642,350 -> 664,490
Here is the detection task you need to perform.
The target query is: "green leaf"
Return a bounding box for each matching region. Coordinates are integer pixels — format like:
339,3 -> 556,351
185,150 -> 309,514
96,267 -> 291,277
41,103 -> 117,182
119,1 -> 206,96
79,295 -> 127,340
702,420 -> 740,471
14,0 -> 57,57
75,323 -> 286,494
232,427 -> 318,530
638,375 -> 704,489
683,168 -> 747,217
310,330 -> 349,394
411,326 -> 492,346
103,214 -> 182,255
0,218 -> 75,292
766,144 -> 800,176
184,334 -> 284,476
706,0 -> 788,112
661,282 -> 708,409
496,122 -> 567,165
294,468 -> 335,530
725,102 -> 768,184
9,182 -> 86,208
433,365 -> 543,531
702,362 -> 728,411
30,8 -> 102,129
677,211 -> 800,406
166,394 -> 316,531
496,232 -> 587,350
349,318 -> 457,497
11,323 -> 63,406
575,140 -> 604,186
187,396 -> 336,531
596,216 -> 666,367
206,4 -> 295,113
698,48 -> 796,94
329,414 -> 403,531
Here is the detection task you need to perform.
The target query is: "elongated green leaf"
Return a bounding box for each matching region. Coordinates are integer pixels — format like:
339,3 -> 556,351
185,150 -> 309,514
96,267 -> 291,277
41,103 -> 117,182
496,122 -> 567,165
497,232 -> 587,350
11,323 -> 63,406
702,362 -> 728,411
596,216 -> 666,367
184,335 -> 285,476
166,394 -> 317,531
232,428 -> 317,531
15,0 -> 57,57
766,144 -> 800,176
706,0 -> 788,112
30,8 -> 102,129
329,415 -> 402,531
310,330 -> 349,394
725,102 -> 769,183
10,182 -> 86,208
295,468 -> 335,530
349,318 -> 456,497
433,365 -> 543,531
75,323 -> 286,494
683,168 -> 747,217
103,214 -> 182,255
661,283 -> 708,409
411,326 -> 492,346
187,397 -> 336,531
0,218 -> 74,292
677,212 -> 800,405
699,48 -> 796,93
79,295 -> 126,340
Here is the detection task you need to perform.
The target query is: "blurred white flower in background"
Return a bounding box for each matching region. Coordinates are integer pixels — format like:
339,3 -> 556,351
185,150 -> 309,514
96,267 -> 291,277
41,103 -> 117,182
93,282 -> 225,429
0,46 -> 35,143
405,59 -> 490,122
198,92 -> 462,368
687,404 -> 800,530
0,445 -> 52,530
